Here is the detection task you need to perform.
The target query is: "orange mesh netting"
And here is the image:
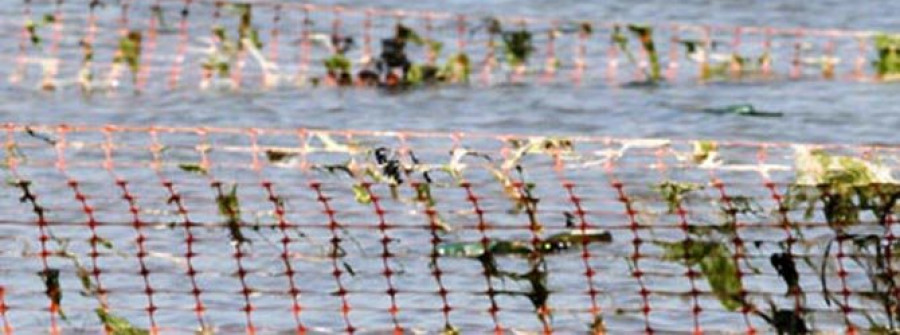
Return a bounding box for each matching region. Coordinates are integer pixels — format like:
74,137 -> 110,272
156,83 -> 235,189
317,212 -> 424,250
0,124 -> 898,333
3,0 -> 899,93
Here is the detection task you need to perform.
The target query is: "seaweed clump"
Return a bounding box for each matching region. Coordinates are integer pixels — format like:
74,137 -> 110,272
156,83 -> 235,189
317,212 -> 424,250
502,29 -> 534,67
114,30 -> 143,85
24,14 -> 56,47
611,24 -> 663,83
215,183 -> 249,245
659,240 -> 745,311
786,148 -> 900,229
201,4 -> 264,84
654,181 -> 704,213
874,34 -> 900,80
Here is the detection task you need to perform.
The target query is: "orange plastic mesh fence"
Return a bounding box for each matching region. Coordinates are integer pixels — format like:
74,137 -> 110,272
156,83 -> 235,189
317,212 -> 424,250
2,0 -> 897,93
0,124 -> 898,333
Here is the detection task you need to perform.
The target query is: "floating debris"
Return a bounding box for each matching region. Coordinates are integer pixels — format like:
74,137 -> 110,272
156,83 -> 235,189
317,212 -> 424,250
178,163 -> 207,175
540,229 -> 613,253
437,229 -> 611,258
701,104 -> 783,117
437,240 -> 530,258
265,149 -> 297,163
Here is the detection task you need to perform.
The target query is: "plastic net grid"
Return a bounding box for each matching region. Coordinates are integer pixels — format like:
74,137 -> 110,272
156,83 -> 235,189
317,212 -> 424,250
0,124 -> 898,333
1,0 -> 893,92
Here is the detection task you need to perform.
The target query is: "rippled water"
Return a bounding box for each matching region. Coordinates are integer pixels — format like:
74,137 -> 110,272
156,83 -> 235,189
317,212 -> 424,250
4,78 -> 898,145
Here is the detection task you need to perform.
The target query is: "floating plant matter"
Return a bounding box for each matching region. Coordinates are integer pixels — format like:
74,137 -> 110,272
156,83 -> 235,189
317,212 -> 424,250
874,34 -> 900,80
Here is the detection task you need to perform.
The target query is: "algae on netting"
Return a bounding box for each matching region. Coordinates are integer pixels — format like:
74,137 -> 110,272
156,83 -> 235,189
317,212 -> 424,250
352,184 -> 372,204
503,137 -> 575,170
324,53 -> 351,71
415,183 -> 436,207
659,240 -> 745,311
79,39 -> 95,88
836,234 -> 900,330
611,25 -> 637,67
589,315 -> 606,334
406,64 -> 443,85
770,252 -> 800,294
216,184 -> 249,245
726,52 -> 772,77
787,148 -> 899,228
722,195 -> 763,216
441,325 -> 461,335
692,140 -> 718,164
438,53 -> 471,83
387,24 -> 445,85
758,308 -> 809,335
676,39 -> 768,80
114,30 -> 143,83
324,53 -> 353,85
178,163 -> 207,175
200,5 -> 264,82
502,29 -> 534,67
396,23 -> 443,57
473,249 -> 552,328
874,33 -> 900,79
579,22 -> 593,35
610,24 -> 662,82
38,268 -> 66,320
374,24 -> 448,86
3,141 -> 26,168
203,26 -> 235,78
653,181 -> 704,213
787,148 -> 900,330
481,18 -> 534,68
627,24 -> 662,81
96,308 -> 149,335
234,4 -> 263,51
150,4 -> 171,32
24,14 -> 56,47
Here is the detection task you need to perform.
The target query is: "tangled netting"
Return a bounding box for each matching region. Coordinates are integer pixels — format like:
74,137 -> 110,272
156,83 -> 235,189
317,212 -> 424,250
0,124 -> 898,334
5,0 -> 900,93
